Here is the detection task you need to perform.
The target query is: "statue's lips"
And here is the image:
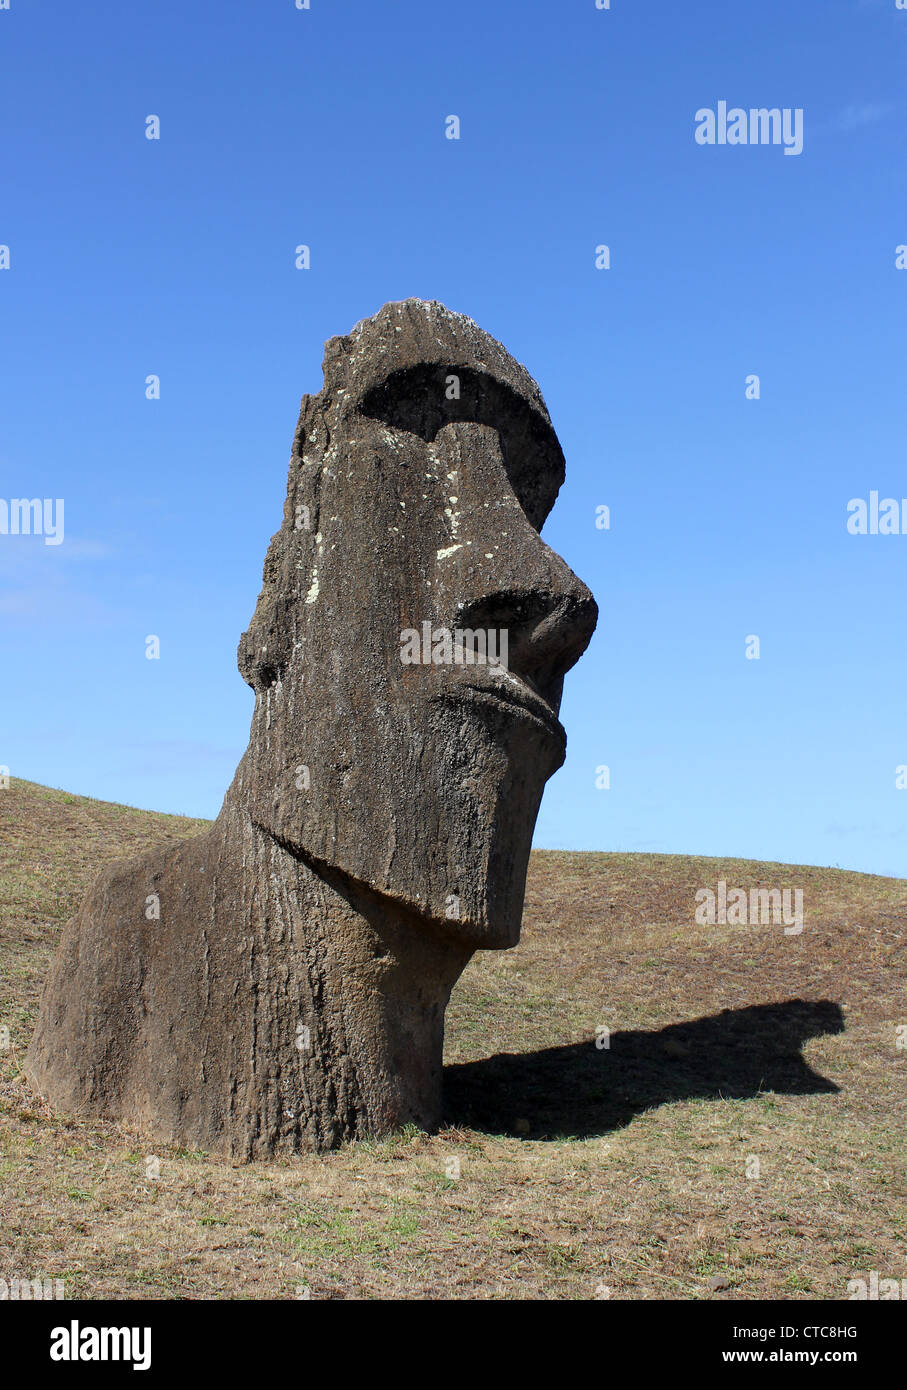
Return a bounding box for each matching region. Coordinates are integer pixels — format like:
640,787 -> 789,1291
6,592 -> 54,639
444,670 -> 566,745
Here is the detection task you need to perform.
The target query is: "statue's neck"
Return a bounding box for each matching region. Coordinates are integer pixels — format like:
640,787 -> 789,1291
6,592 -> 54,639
208,793 -> 473,1155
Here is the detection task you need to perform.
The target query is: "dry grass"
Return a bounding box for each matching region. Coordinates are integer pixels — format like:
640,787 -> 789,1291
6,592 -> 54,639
1,778 -> 904,1299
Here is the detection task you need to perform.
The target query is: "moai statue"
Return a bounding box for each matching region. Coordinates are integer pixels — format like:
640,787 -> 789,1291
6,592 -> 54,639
26,300 -> 598,1158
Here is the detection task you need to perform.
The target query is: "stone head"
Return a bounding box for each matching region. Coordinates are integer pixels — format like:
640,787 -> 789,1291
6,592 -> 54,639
236,299 -> 597,946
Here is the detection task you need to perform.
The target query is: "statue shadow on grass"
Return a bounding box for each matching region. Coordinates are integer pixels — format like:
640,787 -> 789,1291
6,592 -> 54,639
443,999 -> 844,1139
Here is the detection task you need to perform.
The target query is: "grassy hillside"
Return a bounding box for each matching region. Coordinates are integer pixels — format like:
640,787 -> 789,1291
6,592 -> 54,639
1,778 -> 904,1299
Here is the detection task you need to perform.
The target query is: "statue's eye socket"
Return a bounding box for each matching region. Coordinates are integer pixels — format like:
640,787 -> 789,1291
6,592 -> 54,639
360,366 -> 564,533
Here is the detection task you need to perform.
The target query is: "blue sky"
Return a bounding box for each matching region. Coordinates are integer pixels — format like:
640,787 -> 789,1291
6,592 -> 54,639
2,0 -> 906,877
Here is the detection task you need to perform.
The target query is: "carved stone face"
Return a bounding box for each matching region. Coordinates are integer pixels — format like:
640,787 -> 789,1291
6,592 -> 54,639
236,300 -> 597,947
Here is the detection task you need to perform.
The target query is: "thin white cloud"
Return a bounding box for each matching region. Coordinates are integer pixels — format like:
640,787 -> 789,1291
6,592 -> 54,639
834,101 -> 894,131
0,536 -> 119,625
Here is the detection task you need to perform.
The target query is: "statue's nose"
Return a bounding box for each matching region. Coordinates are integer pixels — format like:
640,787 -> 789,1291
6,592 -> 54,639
453,580 -> 597,708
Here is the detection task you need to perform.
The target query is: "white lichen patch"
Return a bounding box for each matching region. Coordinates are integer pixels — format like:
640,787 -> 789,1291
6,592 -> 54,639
443,506 -> 461,542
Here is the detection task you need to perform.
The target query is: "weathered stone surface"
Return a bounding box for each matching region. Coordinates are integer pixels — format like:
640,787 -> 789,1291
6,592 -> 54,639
26,299 -> 598,1158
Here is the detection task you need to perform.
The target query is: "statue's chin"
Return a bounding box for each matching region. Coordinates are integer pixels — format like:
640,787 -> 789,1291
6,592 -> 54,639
246,811 -> 524,950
